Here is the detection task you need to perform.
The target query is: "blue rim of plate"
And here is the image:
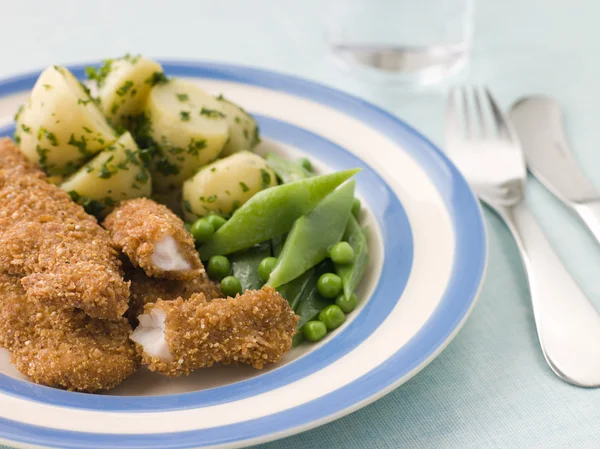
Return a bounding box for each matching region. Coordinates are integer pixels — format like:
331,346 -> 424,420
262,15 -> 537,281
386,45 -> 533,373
0,61 -> 486,449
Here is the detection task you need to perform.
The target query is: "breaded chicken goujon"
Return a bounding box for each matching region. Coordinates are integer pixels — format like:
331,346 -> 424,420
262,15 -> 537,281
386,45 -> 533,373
0,274 -> 139,392
104,198 -> 203,280
0,138 -> 129,320
126,266 -> 222,325
131,287 -> 298,376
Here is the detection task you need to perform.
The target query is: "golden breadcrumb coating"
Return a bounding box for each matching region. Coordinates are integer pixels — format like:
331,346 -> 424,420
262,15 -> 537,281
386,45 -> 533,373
0,274 -> 139,392
103,198 -> 203,280
137,287 -> 299,376
126,267 -> 222,324
0,139 -> 129,320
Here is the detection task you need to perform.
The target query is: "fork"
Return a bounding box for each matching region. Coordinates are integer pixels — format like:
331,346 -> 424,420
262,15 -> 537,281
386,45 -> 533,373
446,86 -> 600,388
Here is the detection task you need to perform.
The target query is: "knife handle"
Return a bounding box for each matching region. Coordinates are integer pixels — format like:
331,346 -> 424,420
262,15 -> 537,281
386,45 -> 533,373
499,201 -> 600,387
574,200 -> 600,244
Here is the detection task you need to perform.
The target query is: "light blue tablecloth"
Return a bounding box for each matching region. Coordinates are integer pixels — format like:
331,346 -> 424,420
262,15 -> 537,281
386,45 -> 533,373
2,1 -> 600,447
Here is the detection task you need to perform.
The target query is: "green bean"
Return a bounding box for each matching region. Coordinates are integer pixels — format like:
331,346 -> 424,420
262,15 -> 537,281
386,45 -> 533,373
335,215 -> 369,300
265,152 -> 311,184
198,169 -> 360,258
267,180 -> 355,287
229,241 -> 271,291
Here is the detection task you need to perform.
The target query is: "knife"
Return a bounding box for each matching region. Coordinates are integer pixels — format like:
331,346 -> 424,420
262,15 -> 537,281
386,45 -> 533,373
510,96 -> 600,243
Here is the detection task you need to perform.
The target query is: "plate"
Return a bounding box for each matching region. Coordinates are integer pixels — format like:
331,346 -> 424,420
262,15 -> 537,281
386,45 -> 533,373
0,61 -> 486,449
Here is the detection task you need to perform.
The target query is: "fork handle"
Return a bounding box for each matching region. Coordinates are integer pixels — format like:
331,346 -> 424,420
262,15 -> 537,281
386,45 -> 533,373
499,201 -> 600,387
574,200 -> 600,245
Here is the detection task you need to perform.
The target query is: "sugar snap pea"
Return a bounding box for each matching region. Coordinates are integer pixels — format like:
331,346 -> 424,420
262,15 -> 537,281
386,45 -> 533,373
265,152 -> 311,184
267,180 -> 355,287
198,169 -> 360,258
335,215 -> 369,300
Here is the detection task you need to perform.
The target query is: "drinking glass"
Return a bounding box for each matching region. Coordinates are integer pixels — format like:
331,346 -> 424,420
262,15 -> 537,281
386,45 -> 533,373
325,0 -> 475,85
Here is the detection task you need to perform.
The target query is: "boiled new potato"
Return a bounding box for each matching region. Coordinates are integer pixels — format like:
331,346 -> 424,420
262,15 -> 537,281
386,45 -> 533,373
217,95 -> 260,157
61,131 -> 151,208
182,151 -> 277,221
92,55 -> 164,125
15,65 -> 117,175
145,78 -> 229,192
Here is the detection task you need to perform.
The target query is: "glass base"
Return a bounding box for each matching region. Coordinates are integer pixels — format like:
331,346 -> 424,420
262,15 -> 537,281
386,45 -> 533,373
330,42 -> 469,86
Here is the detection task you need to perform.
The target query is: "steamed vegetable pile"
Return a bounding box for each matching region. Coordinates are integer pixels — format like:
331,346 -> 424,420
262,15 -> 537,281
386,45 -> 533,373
12,54 -> 369,345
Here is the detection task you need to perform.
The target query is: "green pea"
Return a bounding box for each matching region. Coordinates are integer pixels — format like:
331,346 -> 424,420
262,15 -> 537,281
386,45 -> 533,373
191,218 -> 214,243
221,275 -> 243,297
298,157 -> 313,172
351,198 -> 361,218
258,256 -> 278,282
336,293 -> 358,313
206,214 -> 227,231
303,320 -> 327,341
329,241 -> 354,265
317,273 -> 342,299
318,305 -> 346,330
207,255 -> 231,280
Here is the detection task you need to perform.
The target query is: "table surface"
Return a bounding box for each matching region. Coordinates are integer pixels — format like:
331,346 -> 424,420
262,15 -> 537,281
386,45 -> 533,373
2,0 -> 600,448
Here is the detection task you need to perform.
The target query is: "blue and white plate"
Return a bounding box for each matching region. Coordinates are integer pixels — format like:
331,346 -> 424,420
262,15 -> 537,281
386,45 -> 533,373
0,61 -> 486,449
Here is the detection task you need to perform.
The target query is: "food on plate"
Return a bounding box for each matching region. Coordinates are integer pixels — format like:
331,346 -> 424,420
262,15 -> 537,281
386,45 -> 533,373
0,53 -> 372,392
0,138 -> 129,320
131,287 -> 298,376
87,54 -> 164,125
125,267 -> 221,324
217,95 -> 260,157
266,179 -> 355,287
104,197 -> 202,280
182,151 -> 277,221
0,274 -> 138,392
14,65 -> 117,175
60,131 -> 152,212
335,215 -> 369,301
142,78 -> 230,191
197,168 -> 359,258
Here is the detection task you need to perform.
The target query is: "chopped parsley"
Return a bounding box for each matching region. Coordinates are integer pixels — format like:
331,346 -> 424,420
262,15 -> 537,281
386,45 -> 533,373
68,191 -> 81,202
200,107 -> 225,119
176,93 -> 189,102
98,155 -> 116,179
36,145 -> 50,170
85,59 -> 114,87
243,129 -> 249,139
116,80 -> 134,96
234,116 -> 241,124
14,105 -> 24,122
135,169 -> 150,184
110,103 -> 119,115
145,71 -> 169,86
123,53 -> 141,64
187,139 -> 206,156
78,97 -> 94,106
210,167 -> 216,172
82,126 -> 93,134
154,156 -> 180,176
43,84 -> 52,90
37,127 -> 59,146
68,134 -> 93,157
183,200 -> 192,213
206,195 -> 217,203
180,111 -> 190,121
20,124 -> 31,134
252,125 -> 261,146
260,168 -> 271,189
239,182 -> 250,193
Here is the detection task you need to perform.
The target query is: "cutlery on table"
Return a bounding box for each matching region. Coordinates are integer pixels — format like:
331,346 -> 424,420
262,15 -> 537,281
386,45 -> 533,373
510,96 -> 600,243
446,86 -> 600,388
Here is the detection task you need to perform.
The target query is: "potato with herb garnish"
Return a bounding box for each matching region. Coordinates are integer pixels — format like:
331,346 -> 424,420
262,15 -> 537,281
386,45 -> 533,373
14,65 -> 118,175
216,95 -> 260,157
60,131 -> 151,212
143,78 -> 229,192
181,151 -> 276,221
87,55 -> 165,126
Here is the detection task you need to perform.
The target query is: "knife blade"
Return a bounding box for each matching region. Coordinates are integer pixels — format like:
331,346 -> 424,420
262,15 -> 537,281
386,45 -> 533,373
510,96 -> 600,243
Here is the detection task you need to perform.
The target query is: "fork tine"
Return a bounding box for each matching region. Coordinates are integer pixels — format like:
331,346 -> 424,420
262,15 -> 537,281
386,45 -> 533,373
461,86 -> 472,139
483,86 -> 517,142
473,87 -> 488,138
445,87 -> 462,143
